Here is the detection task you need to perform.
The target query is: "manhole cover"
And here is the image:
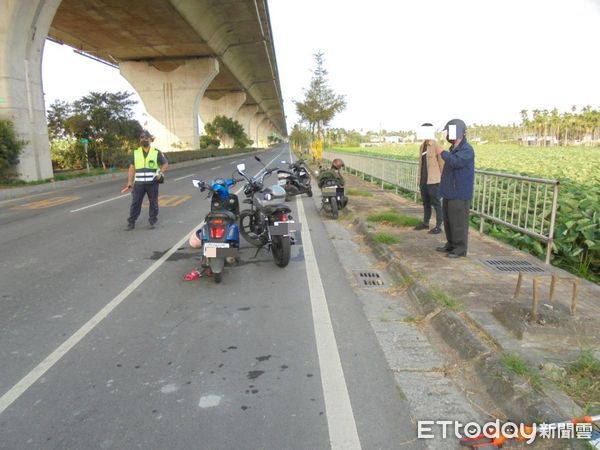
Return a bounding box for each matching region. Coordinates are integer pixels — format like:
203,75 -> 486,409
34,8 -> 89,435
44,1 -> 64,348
352,270 -> 385,288
481,259 -> 546,274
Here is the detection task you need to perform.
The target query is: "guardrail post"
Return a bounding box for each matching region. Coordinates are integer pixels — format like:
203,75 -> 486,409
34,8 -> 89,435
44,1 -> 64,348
479,174 -> 487,234
545,182 -> 560,264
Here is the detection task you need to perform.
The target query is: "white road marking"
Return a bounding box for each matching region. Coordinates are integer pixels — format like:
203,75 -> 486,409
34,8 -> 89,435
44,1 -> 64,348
0,152 -> 286,416
296,187 -> 362,449
211,165 -> 221,170
173,174 -> 195,181
70,194 -> 129,213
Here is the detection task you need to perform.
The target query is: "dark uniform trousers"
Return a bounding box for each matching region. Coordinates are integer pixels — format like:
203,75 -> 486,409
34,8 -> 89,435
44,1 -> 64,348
128,182 -> 159,226
442,198 -> 470,255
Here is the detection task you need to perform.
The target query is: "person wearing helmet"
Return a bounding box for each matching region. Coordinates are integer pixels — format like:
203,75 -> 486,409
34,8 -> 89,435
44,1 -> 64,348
414,123 -> 444,234
331,158 -> 345,170
434,119 -> 475,258
121,130 -> 169,230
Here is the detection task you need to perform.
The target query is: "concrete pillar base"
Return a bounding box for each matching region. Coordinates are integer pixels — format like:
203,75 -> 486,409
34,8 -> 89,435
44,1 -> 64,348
199,92 -> 246,148
0,1 -> 61,181
120,58 -> 219,151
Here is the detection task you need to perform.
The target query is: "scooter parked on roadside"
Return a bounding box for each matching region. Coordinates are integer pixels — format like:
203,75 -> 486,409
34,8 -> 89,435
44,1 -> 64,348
317,167 -> 348,219
189,176 -> 242,283
236,157 -> 300,268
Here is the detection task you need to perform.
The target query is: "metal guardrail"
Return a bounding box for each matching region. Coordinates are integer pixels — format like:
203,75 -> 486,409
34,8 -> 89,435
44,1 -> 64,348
323,150 -> 560,264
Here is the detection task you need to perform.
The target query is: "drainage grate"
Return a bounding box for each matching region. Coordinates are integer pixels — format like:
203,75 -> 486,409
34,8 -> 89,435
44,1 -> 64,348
481,259 -> 546,274
353,270 -> 385,288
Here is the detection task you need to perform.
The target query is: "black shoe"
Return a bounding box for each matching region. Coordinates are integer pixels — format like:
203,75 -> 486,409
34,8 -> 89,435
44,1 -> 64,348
148,223 -> 156,230
447,252 -> 466,258
125,223 -> 135,231
414,223 -> 429,231
429,226 -> 442,234
436,246 -> 452,252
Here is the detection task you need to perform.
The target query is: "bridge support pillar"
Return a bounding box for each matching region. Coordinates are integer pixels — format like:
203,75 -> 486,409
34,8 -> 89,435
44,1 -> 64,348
120,58 -> 219,151
198,92 -> 246,148
248,113 -> 267,148
0,0 -> 60,181
236,105 -> 259,144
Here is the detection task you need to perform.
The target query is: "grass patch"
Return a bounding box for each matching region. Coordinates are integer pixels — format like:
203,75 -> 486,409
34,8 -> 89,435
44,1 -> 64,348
396,384 -> 408,401
346,188 -> 374,197
502,352 -> 541,391
429,288 -> 461,310
367,210 -> 422,227
404,315 -> 424,323
558,350 -> 600,414
373,232 -> 401,245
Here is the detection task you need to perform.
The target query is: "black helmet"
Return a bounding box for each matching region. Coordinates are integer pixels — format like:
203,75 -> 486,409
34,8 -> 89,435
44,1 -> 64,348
442,119 -> 467,141
140,130 -> 154,140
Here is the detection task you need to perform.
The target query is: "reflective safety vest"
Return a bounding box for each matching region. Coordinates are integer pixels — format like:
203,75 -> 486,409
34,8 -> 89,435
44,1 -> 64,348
133,147 -> 159,183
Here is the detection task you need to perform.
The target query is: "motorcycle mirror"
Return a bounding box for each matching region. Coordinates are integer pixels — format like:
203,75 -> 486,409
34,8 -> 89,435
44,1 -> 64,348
236,163 -> 246,172
192,179 -> 201,188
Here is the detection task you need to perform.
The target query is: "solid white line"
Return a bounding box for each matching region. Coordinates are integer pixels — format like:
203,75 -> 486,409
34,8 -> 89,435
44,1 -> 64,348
296,189 -> 362,449
211,165 -> 221,170
0,156 -> 287,416
70,194 -> 129,213
173,174 -> 195,181
0,224 -> 199,415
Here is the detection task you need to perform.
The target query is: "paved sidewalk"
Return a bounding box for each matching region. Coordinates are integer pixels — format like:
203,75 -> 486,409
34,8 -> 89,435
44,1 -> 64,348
337,172 -> 599,433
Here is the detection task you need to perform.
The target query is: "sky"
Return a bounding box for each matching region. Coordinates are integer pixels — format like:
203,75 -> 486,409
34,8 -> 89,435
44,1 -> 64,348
42,0 -> 600,134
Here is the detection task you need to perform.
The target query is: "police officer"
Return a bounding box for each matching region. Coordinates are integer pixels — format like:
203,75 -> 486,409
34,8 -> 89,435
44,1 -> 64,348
121,130 -> 168,230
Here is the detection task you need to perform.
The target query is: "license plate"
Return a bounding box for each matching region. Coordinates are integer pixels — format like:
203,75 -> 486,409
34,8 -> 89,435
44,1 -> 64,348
270,220 -> 301,235
203,242 -> 229,257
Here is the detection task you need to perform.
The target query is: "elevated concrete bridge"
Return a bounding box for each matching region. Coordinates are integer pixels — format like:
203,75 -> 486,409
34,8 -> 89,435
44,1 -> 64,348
0,0 -> 286,180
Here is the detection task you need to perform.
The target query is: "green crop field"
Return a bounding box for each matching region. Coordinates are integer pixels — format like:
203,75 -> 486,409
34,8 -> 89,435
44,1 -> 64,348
329,144 -> 600,281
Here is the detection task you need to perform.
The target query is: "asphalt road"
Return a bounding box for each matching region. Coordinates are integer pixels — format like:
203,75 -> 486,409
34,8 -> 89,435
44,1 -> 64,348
0,144 -> 420,450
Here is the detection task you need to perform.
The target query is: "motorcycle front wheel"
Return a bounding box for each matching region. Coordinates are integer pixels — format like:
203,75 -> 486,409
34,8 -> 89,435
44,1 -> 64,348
239,210 -> 264,246
271,235 -> 291,268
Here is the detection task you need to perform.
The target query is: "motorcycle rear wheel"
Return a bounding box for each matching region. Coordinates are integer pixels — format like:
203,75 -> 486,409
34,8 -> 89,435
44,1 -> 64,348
271,235 -> 291,268
330,197 -> 339,219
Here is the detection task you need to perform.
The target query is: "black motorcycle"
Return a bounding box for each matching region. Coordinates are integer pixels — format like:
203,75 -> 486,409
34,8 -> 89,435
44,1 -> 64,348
236,157 -> 300,268
277,158 -> 312,199
317,168 -> 348,219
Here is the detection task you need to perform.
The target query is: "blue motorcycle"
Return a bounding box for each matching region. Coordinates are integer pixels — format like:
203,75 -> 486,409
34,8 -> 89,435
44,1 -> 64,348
191,177 -> 242,283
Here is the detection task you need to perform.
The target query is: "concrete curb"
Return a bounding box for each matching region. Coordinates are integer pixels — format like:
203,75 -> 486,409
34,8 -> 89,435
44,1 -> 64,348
0,150 -> 263,202
353,217 -> 568,424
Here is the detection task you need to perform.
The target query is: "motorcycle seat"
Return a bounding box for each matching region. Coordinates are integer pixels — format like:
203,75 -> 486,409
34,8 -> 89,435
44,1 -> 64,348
264,204 -> 291,215
206,210 -> 237,221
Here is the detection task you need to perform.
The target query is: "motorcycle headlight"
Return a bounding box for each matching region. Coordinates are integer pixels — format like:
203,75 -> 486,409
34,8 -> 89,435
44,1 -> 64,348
264,193 -> 272,201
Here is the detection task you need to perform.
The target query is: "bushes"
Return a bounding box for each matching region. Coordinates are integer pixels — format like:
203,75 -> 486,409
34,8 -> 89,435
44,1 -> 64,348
0,119 -> 26,178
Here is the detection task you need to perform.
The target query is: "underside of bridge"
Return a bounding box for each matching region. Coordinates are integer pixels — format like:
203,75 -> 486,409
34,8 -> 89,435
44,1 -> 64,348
48,0 -> 286,137
0,0 -> 286,180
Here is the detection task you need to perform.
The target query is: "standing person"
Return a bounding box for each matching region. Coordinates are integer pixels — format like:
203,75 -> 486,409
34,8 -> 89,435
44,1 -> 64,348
414,123 -> 445,234
435,119 -> 475,258
121,130 -> 168,230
